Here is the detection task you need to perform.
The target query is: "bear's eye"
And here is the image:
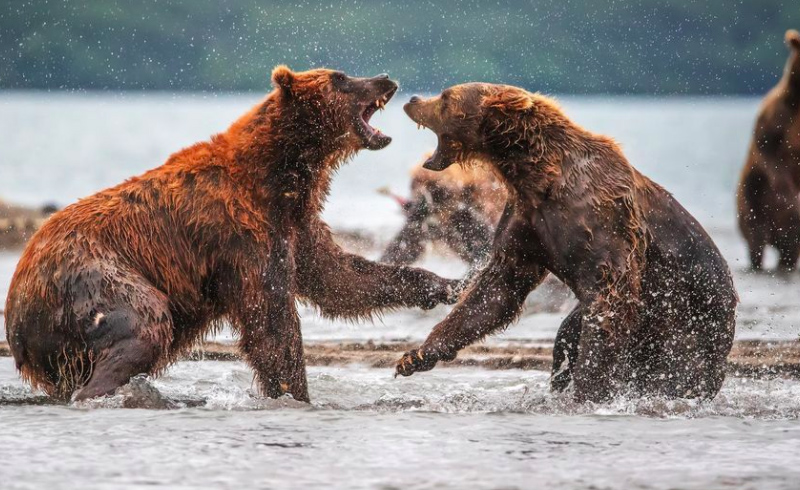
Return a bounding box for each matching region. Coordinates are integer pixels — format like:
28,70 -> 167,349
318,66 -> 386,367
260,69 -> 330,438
331,72 -> 347,87
438,93 -> 449,112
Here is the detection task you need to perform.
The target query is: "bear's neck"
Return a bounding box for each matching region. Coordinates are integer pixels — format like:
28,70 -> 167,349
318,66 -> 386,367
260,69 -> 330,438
485,121 -> 580,205
229,99 -> 353,221
490,154 -> 562,207
488,124 -> 619,208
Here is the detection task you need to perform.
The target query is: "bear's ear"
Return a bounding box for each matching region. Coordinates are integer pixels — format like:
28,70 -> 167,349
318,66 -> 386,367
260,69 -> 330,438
786,30 -> 800,50
271,65 -> 295,92
481,87 -> 534,114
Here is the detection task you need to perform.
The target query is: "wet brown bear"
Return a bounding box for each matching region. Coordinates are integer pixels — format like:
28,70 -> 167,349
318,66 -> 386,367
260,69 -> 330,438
5,67 -> 457,403
380,155 -> 506,265
738,30 -> 800,271
396,84 -> 737,402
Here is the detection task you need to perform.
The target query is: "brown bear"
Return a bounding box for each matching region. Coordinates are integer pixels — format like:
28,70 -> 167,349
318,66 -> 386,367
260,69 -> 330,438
379,154 -> 506,266
396,83 -> 738,402
4,67 -> 458,403
738,29 -> 800,271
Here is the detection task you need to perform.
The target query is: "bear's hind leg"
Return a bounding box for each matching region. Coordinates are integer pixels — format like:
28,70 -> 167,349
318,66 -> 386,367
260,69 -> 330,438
550,306 -> 582,392
73,305 -> 172,402
738,168 -> 770,271
776,238 -> 800,272
693,305 -> 735,399
629,306 -> 734,399
748,244 -> 766,271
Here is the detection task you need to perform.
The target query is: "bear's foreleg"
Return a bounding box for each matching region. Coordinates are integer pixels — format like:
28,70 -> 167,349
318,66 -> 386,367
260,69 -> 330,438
297,223 -> 458,319
237,296 -> 308,402
234,238 -> 309,402
395,255 -> 546,377
379,198 -> 430,265
737,166 -> 770,270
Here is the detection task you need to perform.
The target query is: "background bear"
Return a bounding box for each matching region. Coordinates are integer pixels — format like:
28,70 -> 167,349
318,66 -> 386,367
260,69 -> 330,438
379,154 -> 506,266
5,67 -> 456,403
397,83 -> 738,402
379,154 -> 575,314
738,29 -> 800,271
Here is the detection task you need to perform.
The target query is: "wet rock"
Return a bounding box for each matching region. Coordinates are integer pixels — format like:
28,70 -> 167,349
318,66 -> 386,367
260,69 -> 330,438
116,374 -> 174,409
0,199 -> 58,250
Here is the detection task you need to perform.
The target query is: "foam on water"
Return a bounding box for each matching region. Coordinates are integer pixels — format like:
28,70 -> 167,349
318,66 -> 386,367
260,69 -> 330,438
3,358 -> 799,420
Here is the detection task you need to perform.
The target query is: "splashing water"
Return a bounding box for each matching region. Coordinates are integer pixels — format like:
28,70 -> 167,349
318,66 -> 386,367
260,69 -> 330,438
1,359 -> 800,489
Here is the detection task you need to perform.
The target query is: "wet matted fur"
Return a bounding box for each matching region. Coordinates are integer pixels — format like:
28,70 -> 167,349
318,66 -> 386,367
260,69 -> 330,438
5,67 -> 457,402
397,83 -> 737,402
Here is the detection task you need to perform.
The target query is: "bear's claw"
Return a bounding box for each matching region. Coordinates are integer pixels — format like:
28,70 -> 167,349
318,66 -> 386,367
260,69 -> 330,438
394,348 -> 439,377
419,278 -> 460,310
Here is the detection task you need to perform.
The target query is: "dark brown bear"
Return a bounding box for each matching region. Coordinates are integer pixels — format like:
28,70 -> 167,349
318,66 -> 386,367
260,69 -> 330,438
738,30 -> 800,271
396,83 -> 738,402
5,67 -> 457,403
379,155 -> 506,266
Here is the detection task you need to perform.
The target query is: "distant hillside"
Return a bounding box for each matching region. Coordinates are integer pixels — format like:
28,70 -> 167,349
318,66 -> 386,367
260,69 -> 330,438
1,0 -> 798,94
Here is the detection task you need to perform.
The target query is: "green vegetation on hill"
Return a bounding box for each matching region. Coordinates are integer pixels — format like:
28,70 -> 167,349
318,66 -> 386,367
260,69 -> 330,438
1,0 -> 798,94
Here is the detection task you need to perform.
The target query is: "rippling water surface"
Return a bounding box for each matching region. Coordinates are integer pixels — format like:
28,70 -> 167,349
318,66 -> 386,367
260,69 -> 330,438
0,93 -> 798,489
2,359 -> 800,490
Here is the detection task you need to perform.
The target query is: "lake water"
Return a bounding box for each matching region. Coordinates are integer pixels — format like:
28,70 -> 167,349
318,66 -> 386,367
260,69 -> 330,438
0,92 -> 798,489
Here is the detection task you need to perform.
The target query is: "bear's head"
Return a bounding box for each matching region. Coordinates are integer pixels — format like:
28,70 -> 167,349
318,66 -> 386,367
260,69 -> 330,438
271,66 -> 398,151
404,83 -> 565,171
787,29 -> 800,51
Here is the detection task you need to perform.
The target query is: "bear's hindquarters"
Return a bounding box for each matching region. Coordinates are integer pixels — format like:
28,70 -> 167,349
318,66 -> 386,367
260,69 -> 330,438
7,269 -> 174,401
72,305 -> 173,401
629,293 -> 735,400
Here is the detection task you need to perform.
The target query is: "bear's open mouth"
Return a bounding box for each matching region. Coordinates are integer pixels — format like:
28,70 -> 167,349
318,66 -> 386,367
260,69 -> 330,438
357,86 -> 397,150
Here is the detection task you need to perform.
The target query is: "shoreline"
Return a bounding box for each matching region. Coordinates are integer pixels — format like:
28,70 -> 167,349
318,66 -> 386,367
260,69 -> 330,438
1,339 -> 797,379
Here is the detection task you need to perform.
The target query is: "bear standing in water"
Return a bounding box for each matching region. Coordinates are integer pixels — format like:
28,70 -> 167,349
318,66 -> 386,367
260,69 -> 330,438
5,67 -> 457,403
397,83 -> 737,402
738,30 -> 800,272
